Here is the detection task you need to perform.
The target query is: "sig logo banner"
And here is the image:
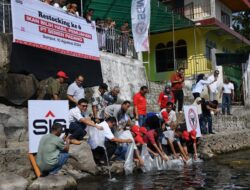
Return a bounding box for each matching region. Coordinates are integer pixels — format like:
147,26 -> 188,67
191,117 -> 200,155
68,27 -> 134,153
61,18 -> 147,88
28,100 -> 69,153
183,105 -> 201,137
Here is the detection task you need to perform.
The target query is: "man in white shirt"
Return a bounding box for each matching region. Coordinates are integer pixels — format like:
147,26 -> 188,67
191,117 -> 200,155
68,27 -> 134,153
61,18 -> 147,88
207,70 -> 220,101
87,117 -> 132,165
220,78 -> 234,115
68,98 -> 103,145
67,75 -> 85,108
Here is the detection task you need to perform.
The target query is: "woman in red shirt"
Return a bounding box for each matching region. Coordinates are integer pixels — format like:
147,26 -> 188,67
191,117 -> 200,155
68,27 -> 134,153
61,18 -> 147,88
158,86 -> 175,110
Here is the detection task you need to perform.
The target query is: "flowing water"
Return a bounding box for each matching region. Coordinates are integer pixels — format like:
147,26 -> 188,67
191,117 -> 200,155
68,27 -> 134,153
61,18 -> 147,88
78,149 -> 250,190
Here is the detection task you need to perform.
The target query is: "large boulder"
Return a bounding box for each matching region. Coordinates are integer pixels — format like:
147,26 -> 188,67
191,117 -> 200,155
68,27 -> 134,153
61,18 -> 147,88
68,142 -> 97,175
28,175 -> 77,190
5,73 -> 38,105
0,172 -> 28,190
0,104 -> 28,144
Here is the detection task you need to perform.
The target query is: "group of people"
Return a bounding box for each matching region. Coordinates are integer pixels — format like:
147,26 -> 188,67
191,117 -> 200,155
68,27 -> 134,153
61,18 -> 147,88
36,68 -> 216,176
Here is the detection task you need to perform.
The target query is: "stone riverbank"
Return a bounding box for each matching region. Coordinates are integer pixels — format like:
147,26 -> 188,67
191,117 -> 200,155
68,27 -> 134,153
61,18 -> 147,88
0,104 -> 250,189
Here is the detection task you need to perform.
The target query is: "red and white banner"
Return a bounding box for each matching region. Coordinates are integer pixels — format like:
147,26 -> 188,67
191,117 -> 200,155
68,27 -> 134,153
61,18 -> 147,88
28,100 -> 69,153
131,0 -> 150,52
184,106 -> 202,137
11,0 -> 99,60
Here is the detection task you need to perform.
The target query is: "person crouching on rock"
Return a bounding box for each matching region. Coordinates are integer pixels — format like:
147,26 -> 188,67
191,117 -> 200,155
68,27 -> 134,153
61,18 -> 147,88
68,98 -> 103,145
88,117 -> 132,165
36,123 -> 70,176
143,115 -> 168,161
181,130 -> 199,160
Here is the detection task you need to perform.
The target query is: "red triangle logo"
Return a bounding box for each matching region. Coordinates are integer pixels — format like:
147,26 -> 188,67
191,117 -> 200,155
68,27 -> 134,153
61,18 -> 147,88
45,111 -> 55,118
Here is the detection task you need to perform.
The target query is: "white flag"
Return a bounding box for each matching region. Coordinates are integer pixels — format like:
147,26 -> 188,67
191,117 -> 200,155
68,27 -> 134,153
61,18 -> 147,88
131,0 -> 151,52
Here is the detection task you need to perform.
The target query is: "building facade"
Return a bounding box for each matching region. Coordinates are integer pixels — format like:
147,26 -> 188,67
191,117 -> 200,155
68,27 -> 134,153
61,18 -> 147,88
145,0 -> 250,83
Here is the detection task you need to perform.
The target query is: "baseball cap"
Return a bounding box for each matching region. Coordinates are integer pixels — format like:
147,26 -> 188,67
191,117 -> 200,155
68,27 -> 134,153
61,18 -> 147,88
190,129 -> 197,140
182,131 -> 190,141
134,135 -> 145,144
139,127 -> 147,135
161,111 -> 169,123
131,125 -> 140,135
57,71 -> 68,79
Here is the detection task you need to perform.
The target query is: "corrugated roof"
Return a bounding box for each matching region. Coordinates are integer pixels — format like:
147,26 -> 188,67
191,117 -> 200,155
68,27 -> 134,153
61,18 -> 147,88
83,0 -> 193,33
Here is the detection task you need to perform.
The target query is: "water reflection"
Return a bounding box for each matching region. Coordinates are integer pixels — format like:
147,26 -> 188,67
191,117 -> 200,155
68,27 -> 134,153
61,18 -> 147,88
78,149 -> 250,190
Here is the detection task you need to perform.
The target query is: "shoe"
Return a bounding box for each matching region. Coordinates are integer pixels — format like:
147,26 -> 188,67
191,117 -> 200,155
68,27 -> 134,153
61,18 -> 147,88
70,139 -> 82,145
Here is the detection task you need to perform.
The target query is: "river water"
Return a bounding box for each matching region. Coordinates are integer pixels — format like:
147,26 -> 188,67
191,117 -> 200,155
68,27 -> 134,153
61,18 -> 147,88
78,149 -> 250,190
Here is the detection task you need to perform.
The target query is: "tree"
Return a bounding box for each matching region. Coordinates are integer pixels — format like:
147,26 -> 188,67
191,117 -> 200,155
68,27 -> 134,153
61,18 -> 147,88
233,11 -> 250,40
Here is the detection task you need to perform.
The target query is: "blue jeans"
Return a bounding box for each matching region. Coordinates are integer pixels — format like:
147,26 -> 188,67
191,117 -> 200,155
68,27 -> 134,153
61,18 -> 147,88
115,144 -> 128,161
222,93 -> 231,114
50,152 -> 69,174
138,115 -> 146,127
200,115 -> 213,134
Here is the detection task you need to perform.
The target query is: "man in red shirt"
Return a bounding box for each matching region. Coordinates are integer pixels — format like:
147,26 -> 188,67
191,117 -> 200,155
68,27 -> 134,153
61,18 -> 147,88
171,68 -> 185,112
158,86 -> 175,110
143,129 -> 168,160
133,86 -> 148,126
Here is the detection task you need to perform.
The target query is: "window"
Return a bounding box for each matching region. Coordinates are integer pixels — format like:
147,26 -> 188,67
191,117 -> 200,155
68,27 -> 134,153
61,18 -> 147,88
155,43 -> 168,73
205,39 -> 216,60
176,40 -> 188,68
166,41 -> 175,71
221,11 -> 230,27
184,3 -> 194,20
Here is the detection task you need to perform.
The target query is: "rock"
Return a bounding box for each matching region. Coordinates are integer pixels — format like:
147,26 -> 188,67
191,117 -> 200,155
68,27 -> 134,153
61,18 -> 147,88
68,141 -> 97,175
110,161 -> 124,174
28,175 -> 77,190
0,104 -> 28,143
0,172 -> 28,190
5,74 -> 38,105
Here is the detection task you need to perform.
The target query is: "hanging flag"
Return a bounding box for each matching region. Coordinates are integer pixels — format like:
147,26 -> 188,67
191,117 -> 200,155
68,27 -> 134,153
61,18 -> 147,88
131,0 -> 151,52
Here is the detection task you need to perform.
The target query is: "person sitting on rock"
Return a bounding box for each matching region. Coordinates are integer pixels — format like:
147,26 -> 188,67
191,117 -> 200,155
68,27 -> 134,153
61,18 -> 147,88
103,86 -> 120,106
36,123 -> 70,175
181,130 -> 199,160
87,117 -> 132,165
37,71 -> 68,100
68,98 -> 103,145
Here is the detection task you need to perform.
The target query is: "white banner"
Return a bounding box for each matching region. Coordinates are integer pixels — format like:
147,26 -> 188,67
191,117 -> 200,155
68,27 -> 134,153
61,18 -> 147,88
28,100 -> 69,153
183,106 -> 202,137
11,0 -> 99,60
131,0 -> 150,52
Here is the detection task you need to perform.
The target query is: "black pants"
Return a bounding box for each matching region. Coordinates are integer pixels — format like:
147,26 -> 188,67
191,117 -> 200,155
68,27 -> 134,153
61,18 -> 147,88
192,92 -> 200,99
92,141 -> 117,164
69,122 -> 87,140
173,90 -> 184,112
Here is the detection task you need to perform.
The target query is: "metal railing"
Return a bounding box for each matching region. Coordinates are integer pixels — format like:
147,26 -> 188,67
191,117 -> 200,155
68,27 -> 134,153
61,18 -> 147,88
174,2 -> 212,21
96,27 -> 138,59
0,1 -> 12,33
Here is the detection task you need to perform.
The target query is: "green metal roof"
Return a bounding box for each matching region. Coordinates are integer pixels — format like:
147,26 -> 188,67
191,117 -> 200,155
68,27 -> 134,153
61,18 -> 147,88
83,0 -> 194,34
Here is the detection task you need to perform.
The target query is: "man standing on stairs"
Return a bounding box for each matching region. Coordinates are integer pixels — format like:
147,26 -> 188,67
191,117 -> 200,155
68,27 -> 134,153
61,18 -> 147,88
171,68 -> 185,112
